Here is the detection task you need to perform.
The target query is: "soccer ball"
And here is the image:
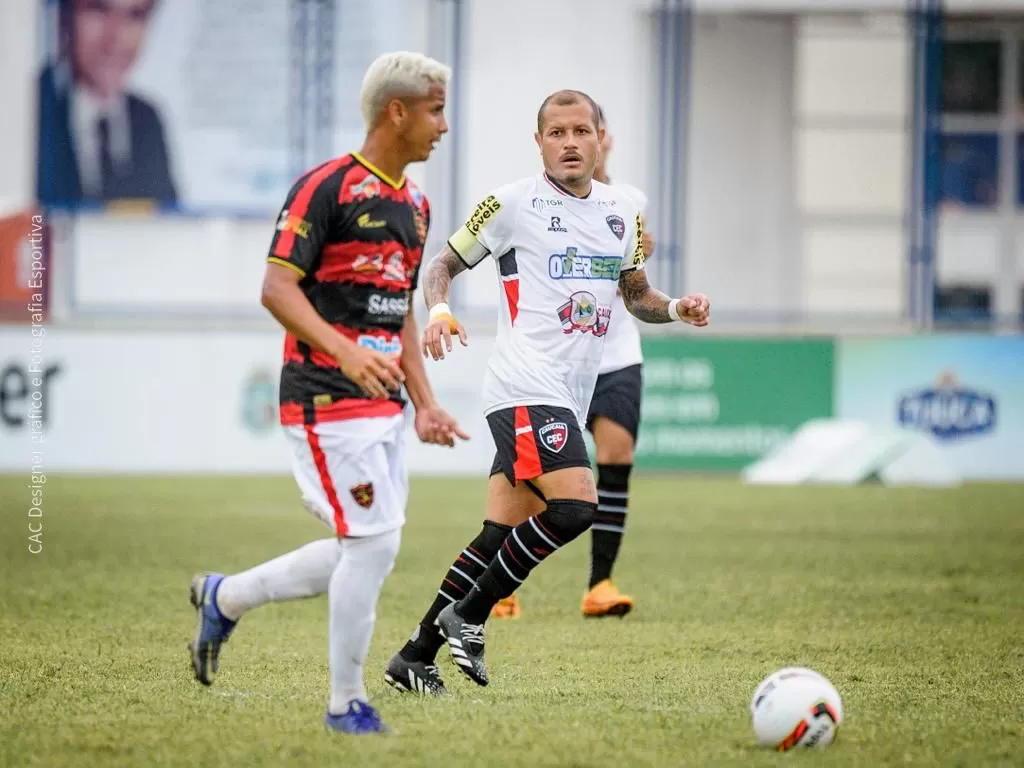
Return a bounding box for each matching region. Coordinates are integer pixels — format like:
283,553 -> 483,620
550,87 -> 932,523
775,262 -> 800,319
749,667 -> 843,751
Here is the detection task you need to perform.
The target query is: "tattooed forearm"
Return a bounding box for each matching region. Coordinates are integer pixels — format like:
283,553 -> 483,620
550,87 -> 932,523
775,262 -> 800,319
422,244 -> 469,309
618,269 -> 674,324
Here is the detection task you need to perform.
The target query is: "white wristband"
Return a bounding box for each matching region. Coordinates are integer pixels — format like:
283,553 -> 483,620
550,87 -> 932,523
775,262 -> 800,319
429,302 -> 453,322
668,298 -> 683,322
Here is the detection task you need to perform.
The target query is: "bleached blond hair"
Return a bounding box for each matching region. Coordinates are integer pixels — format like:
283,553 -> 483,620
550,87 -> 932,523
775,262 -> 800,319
359,51 -> 451,129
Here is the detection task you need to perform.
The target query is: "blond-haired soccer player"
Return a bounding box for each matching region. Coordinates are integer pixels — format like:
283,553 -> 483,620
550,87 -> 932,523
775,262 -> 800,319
384,89 -> 709,694
187,51 -> 467,735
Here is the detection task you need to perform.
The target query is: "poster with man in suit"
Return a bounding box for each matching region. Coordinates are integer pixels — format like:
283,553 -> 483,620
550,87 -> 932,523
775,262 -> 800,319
36,0 -> 178,207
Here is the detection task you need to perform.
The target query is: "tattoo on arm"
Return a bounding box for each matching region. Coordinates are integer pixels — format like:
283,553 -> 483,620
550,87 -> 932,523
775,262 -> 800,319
618,269 -> 674,324
422,244 -> 469,309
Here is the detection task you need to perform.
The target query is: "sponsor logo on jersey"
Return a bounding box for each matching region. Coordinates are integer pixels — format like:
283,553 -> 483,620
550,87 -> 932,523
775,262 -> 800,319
548,247 -> 621,280
367,294 -> 410,316
556,290 -> 610,337
898,371 -> 996,441
605,214 -> 625,240
531,197 -> 563,212
351,251 -> 407,282
538,421 -> 569,453
357,212 -> 387,229
356,335 -> 402,355
465,195 -> 502,236
548,216 -> 568,233
276,209 -> 311,238
349,175 -> 381,199
349,482 -> 374,509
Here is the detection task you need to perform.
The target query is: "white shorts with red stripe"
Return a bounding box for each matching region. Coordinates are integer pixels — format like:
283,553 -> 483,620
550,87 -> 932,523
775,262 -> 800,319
284,413 -> 407,538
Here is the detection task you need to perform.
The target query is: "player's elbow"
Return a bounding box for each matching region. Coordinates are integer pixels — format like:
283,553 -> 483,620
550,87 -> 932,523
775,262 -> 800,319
261,270 -> 289,314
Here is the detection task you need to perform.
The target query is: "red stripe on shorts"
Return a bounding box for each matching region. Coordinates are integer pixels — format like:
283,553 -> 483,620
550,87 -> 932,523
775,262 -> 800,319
512,406 -> 542,480
304,425 -> 349,536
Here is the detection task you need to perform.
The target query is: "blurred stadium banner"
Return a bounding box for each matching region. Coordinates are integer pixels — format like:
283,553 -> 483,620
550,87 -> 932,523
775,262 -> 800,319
835,336 -> 1024,481
1,330 -> 1021,479
635,338 -> 835,471
0,328 -> 495,475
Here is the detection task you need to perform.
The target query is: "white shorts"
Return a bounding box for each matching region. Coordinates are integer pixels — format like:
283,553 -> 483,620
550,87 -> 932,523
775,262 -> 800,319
284,413 -> 407,538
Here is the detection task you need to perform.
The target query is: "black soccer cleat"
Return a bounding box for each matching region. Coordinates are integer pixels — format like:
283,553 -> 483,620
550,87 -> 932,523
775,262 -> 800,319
437,603 -> 489,686
383,652 -> 449,696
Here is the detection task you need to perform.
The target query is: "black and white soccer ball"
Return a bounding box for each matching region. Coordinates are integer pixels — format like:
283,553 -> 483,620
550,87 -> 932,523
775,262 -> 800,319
749,667 -> 843,751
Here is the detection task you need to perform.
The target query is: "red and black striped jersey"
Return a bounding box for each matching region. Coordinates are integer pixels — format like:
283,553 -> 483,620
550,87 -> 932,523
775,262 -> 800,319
267,152 -> 430,426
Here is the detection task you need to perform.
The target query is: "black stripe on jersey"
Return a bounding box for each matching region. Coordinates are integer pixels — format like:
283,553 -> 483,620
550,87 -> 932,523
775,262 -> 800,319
498,249 -> 518,277
280,362 -> 401,409
306,282 -> 410,333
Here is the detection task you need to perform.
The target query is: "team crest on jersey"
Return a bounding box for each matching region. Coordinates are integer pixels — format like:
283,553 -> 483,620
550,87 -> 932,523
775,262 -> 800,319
349,482 -> 374,509
538,422 -> 568,454
557,291 -> 610,337
605,215 -> 625,240
409,184 -> 424,207
349,175 -> 381,200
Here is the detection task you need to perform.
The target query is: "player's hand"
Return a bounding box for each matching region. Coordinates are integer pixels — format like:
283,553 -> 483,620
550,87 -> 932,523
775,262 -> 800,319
675,294 -> 711,327
333,341 -> 405,399
415,404 -> 471,447
421,305 -> 468,361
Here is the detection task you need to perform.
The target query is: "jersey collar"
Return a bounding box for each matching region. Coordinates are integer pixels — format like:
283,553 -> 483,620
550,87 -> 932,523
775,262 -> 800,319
352,152 -> 406,190
543,171 -> 592,199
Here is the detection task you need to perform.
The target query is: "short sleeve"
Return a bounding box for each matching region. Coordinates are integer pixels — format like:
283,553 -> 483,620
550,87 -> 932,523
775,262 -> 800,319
446,186 -> 519,268
267,174 -> 336,277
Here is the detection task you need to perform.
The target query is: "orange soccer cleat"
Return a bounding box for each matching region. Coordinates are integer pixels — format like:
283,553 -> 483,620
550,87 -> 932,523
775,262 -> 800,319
491,593 -> 521,619
581,579 -> 634,618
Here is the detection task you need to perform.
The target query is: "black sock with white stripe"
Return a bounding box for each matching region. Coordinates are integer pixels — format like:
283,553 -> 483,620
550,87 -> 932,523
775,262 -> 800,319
589,463 -> 632,588
457,499 -> 596,623
399,520 -> 512,663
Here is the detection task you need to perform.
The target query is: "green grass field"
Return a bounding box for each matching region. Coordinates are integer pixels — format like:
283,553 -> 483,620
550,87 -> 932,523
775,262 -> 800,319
2,475 -> 1023,767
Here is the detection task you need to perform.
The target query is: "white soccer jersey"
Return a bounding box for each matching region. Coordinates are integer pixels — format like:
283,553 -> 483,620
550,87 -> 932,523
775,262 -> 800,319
599,181 -> 648,375
449,172 -> 646,427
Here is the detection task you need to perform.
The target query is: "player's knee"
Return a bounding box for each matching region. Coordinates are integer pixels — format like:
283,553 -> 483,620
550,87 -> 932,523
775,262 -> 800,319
472,519 -> 513,558
343,528 -> 402,577
543,498 -> 597,544
595,432 -> 635,465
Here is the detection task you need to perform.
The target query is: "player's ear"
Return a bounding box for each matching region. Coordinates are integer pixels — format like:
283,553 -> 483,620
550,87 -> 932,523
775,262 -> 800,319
534,131 -> 543,150
388,98 -> 407,128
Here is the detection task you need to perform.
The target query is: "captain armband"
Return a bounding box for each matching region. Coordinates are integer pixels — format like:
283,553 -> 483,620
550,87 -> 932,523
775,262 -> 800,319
447,194 -> 503,268
447,226 -> 490,268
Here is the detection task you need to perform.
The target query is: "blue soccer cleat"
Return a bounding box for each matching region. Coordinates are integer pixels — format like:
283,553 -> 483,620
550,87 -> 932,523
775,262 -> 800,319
188,572 -> 237,686
324,700 -> 390,735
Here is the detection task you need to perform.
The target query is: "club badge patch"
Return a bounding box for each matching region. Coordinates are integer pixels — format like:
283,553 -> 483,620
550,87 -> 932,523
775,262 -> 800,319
605,214 -> 625,240
349,483 -> 374,509
538,422 -> 568,454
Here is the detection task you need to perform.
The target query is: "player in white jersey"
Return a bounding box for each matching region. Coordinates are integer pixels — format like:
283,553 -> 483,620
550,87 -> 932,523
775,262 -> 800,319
383,89 -> 709,694
491,105 -> 653,621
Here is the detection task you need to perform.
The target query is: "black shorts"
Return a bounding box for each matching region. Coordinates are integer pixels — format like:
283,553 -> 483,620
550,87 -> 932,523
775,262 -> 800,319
487,404 -> 591,486
586,363 -> 643,441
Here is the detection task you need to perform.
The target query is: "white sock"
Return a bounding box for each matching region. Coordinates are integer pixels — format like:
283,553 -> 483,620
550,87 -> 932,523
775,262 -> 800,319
327,528 -> 402,714
215,538 -> 342,621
